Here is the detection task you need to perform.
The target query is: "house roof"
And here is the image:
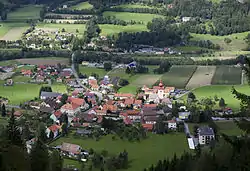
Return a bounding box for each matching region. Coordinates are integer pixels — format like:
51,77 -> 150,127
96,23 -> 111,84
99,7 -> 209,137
134,100 -> 142,105
48,124 -> 60,132
40,91 -> 62,98
198,126 -> 215,136
143,116 -> 158,122
61,103 -> 79,110
14,111 -> 22,117
103,104 -> 117,112
126,110 -> 141,115
144,104 -> 157,108
68,97 -> 85,106
124,98 -> 134,105
114,93 -> 134,98
124,116 -> 132,125
167,120 -> 176,123
161,98 -> 172,104
142,108 -> 157,116
54,110 -> 62,118
61,143 -> 81,154
40,106 -> 54,113
142,124 -> 154,130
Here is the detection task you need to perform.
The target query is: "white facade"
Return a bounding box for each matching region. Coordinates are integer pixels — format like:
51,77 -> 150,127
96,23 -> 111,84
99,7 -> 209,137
168,122 -> 177,129
198,135 -> 215,145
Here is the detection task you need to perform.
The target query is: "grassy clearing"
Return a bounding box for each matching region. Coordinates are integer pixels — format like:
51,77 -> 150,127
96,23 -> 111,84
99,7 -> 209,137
211,66 -> 242,85
103,11 -> 164,23
118,84 -> 138,94
0,60 -> 19,66
16,58 -> 69,65
190,32 -> 249,52
108,68 -> 140,83
37,23 -> 86,33
12,76 -> 32,82
100,24 -> 148,35
132,74 -> 162,87
186,66 -> 216,89
70,1 -> 93,10
79,66 -> 107,78
182,85 -> 250,110
113,3 -> 160,9
8,5 -> 43,22
0,83 -> 66,105
51,133 -> 189,171
159,65 -> 197,88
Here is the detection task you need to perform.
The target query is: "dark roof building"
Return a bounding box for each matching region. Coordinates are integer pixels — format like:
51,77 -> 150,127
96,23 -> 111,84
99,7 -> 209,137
40,91 -> 62,100
198,126 -> 215,136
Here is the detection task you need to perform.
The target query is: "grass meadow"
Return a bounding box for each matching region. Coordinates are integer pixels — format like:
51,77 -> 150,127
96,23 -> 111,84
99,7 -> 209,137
103,11 -> 164,23
0,82 -> 66,105
70,1 -> 93,10
51,133 -> 189,171
79,66 -> 107,78
113,3 -> 161,9
181,85 -> 250,110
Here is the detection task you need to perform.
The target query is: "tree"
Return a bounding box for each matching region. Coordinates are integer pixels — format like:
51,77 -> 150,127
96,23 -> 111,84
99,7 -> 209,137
61,123 -> 68,136
154,117 -> 165,134
219,98 -> 226,108
60,94 -> 68,105
104,62 -> 112,71
30,138 -> 50,171
6,108 -> 23,146
188,92 -> 196,101
1,10 -> 7,20
61,28 -> 66,32
119,79 -> 129,86
224,38 -> 232,44
50,150 -> 63,171
39,86 -> 52,96
1,103 -> 6,117
37,123 -> 47,143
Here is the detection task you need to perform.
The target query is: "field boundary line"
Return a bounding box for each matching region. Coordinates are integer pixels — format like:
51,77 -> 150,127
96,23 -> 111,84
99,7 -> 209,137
185,66 -> 198,90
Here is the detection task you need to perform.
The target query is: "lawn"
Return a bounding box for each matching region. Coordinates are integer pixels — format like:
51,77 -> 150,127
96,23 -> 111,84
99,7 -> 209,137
70,1 -> 93,10
0,27 -> 27,40
190,32 -> 249,52
185,66 -> 216,89
108,68 -> 140,83
0,60 -> 19,66
51,133 -> 189,171
12,76 -> 32,82
7,5 -> 43,22
181,85 -> 250,111
15,65 -> 35,72
211,65 -> 242,85
103,11 -> 164,23
159,65 -> 197,88
79,66 -> 107,78
100,24 -> 148,35
0,83 -> 66,105
118,85 -> 138,94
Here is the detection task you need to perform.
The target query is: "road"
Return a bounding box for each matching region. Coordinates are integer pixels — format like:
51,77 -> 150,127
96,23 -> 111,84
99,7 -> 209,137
71,53 -> 103,101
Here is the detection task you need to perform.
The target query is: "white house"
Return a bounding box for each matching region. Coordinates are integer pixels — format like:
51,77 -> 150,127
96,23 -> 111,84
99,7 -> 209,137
198,126 -> 215,145
46,125 -> 61,138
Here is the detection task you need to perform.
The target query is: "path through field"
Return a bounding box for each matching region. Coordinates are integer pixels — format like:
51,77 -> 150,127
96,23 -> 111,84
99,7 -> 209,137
0,27 -> 27,40
185,66 -> 216,89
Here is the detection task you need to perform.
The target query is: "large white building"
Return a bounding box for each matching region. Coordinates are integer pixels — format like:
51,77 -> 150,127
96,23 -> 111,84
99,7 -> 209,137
198,126 -> 215,145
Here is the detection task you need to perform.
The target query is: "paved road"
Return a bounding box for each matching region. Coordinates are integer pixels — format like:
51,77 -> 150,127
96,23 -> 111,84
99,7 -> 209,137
71,53 -> 103,101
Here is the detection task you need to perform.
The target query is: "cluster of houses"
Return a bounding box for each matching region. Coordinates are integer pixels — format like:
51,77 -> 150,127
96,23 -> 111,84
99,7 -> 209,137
24,28 -> 72,50
133,45 -> 181,55
21,65 -> 73,83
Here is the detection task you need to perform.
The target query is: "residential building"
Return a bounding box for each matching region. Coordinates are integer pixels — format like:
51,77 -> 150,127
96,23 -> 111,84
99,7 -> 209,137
46,124 -> 61,138
198,126 -> 215,145
40,91 -> 62,100
61,142 -> 82,155
178,112 -> 190,120
114,93 -> 134,100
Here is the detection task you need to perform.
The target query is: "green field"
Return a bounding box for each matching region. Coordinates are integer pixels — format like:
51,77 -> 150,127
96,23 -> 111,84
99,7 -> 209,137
182,85 -> 250,110
190,32 -> 249,52
70,1 -> 93,10
211,66 -> 242,85
100,24 -> 148,35
0,83 -> 66,105
103,11 -> 164,23
12,76 -> 32,82
37,23 -> 86,33
79,66 -> 107,78
113,3 -> 160,9
118,84 -> 138,94
0,22 -> 29,37
51,133 -> 189,171
159,65 -> 197,88
8,5 -> 43,22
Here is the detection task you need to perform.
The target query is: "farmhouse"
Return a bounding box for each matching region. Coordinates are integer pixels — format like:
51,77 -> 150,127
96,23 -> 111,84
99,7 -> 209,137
167,120 -> 177,130
46,124 -> 61,138
198,126 -> 215,145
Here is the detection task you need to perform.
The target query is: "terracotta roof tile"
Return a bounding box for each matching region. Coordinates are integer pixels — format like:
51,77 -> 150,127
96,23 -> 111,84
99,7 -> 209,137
142,124 -> 154,130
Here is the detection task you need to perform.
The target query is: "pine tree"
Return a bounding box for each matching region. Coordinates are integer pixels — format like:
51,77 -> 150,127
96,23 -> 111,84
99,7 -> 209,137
50,150 -> 63,171
30,139 -> 50,171
1,103 -> 6,117
6,108 -> 23,146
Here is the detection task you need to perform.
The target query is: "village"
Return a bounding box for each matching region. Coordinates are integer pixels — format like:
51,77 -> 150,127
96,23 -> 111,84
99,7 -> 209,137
0,60 -> 221,168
